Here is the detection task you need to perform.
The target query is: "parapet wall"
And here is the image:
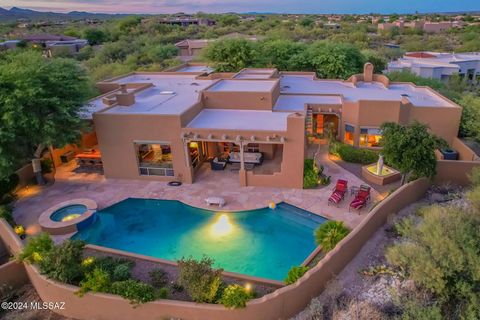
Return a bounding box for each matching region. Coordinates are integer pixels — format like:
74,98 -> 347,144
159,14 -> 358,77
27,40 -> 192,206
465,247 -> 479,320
0,177 -> 433,320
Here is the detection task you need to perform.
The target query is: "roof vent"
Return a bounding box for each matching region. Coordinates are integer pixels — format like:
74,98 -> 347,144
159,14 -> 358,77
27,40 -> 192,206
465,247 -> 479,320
191,82 -> 200,86
160,91 -> 175,95
401,93 -> 409,97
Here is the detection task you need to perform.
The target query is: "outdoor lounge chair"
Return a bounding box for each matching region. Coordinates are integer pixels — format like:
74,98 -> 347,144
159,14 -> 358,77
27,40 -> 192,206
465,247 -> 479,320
349,185 -> 371,212
328,179 -> 348,206
210,157 -> 227,170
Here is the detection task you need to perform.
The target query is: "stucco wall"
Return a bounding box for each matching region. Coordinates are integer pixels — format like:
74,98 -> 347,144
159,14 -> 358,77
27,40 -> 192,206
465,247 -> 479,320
0,261 -> 28,289
0,178 -> 434,320
435,160 -> 480,186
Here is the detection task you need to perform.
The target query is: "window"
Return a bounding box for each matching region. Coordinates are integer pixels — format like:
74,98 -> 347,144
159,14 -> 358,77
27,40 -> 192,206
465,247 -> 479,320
135,143 -> 174,176
344,124 -> 355,145
359,128 -> 382,147
246,143 -> 260,153
222,143 -> 240,153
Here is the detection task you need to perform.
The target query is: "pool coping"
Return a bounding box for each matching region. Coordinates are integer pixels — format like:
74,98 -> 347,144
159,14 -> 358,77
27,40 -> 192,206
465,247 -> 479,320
39,199 -> 97,235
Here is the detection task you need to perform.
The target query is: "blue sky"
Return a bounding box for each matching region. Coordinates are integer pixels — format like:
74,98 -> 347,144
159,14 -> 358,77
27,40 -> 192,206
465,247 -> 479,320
2,0 -> 480,14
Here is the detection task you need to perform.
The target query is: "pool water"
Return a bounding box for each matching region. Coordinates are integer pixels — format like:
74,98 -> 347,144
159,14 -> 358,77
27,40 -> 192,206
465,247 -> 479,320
73,199 -> 327,280
51,205 -> 88,222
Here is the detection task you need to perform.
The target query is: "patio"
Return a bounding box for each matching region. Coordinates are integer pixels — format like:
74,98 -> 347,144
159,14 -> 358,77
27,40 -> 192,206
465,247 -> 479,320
13,154 -> 382,237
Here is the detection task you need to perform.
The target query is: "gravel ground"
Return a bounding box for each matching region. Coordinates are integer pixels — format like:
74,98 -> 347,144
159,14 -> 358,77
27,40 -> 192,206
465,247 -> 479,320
0,284 -> 74,320
83,248 -> 277,301
292,197 -> 429,320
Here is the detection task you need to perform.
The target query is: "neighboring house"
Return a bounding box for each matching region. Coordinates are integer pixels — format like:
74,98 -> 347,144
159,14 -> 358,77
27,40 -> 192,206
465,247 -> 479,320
45,39 -> 88,57
82,63 -> 463,189
175,39 -> 211,60
0,40 -> 21,51
387,52 -> 480,83
22,34 -> 77,43
378,20 -> 463,33
324,22 -> 341,29
157,18 -> 216,27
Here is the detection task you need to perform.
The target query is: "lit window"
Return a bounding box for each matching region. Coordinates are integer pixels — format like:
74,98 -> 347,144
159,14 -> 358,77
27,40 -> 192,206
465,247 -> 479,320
135,143 -> 174,176
246,143 -> 260,153
359,128 -> 382,147
344,124 -> 355,145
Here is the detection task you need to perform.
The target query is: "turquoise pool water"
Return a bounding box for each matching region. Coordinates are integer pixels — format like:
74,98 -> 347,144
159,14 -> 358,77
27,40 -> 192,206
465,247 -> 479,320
73,199 -> 327,280
51,204 -> 88,222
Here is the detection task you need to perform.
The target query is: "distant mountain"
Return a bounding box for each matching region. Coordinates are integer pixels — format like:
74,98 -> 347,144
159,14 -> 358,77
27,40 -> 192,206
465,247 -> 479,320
0,6 -> 133,22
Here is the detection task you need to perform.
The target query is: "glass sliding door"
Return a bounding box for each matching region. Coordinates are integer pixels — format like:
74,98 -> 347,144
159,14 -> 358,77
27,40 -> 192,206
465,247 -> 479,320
135,142 -> 174,176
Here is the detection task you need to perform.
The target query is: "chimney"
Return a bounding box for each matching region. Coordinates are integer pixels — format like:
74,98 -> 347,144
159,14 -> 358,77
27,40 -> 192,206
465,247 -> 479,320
363,63 -> 374,82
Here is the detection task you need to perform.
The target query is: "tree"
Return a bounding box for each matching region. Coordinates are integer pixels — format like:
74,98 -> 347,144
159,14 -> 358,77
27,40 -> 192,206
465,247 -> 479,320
380,122 -> 438,184
314,221 -> 349,252
83,28 -> 107,45
0,51 -> 93,180
203,38 -> 257,72
361,49 -> 387,73
301,41 -> 365,79
458,94 -> 480,142
258,39 -> 306,70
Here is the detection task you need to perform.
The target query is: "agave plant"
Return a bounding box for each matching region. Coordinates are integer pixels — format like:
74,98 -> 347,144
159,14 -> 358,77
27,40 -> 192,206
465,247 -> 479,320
314,221 -> 349,252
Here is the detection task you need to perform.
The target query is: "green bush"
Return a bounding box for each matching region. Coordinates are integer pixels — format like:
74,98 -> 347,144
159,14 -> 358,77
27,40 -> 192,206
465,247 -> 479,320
220,284 -> 253,309
468,167 -> 480,187
40,239 -> 85,284
77,267 -> 111,297
386,201 -> 480,319
149,268 -> 168,288
303,159 -> 319,189
0,205 -> 14,226
112,263 -> 132,282
91,256 -> 135,282
40,159 -> 53,174
18,232 -> 54,264
284,266 -> 310,285
177,256 -> 223,303
329,142 -> 378,164
110,280 -> 156,305
156,287 -> 168,299
0,174 -> 19,197
314,221 -> 350,252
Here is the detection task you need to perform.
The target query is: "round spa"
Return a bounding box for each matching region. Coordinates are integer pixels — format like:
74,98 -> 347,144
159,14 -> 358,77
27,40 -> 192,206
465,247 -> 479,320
38,199 -> 97,235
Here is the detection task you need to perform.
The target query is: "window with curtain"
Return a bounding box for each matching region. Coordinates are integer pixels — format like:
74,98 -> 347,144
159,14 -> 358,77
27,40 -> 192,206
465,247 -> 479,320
359,128 -> 382,147
344,124 -> 355,145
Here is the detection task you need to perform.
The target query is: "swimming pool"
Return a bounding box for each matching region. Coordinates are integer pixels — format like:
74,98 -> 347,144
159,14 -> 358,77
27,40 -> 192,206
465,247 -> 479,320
73,199 -> 327,281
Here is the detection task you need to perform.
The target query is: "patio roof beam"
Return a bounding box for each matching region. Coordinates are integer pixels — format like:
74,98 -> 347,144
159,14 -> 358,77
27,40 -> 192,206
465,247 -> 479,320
182,133 -> 286,144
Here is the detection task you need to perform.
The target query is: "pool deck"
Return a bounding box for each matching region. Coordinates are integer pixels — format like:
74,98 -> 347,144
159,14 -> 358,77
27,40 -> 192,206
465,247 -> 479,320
13,149 -> 382,236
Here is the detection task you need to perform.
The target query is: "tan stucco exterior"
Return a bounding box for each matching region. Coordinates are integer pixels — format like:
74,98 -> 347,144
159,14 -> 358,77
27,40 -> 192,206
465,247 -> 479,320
87,64 -> 465,189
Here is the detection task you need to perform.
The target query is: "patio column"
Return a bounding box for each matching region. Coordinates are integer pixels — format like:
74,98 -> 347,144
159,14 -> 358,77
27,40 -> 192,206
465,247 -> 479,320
239,142 -> 245,170
183,140 -> 191,168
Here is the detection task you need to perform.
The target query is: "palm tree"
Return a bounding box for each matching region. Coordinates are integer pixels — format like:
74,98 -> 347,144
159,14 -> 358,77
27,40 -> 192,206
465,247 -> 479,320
314,221 -> 349,252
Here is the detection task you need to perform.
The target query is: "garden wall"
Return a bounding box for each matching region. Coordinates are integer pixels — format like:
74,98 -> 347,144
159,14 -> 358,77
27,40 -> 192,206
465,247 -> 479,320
0,261 -> 28,289
0,178 -> 432,320
435,159 -> 480,186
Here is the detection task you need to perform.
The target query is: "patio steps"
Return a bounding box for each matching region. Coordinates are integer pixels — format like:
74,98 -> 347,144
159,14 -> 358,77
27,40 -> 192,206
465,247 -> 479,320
306,107 -> 313,135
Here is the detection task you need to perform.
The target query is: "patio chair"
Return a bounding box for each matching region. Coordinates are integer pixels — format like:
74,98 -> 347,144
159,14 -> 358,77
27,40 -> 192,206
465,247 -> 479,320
328,179 -> 348,206
210,157 -> 227,171
349,185 -> 371,212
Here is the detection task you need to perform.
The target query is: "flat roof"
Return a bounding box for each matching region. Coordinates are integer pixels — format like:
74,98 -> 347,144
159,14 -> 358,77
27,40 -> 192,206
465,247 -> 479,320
187,109 -> 291,131
274,95 -> 342,111
84,74 -> 213,118
175,65 -> 214,73
207,79 -> 277,92
279,74 -> 455,108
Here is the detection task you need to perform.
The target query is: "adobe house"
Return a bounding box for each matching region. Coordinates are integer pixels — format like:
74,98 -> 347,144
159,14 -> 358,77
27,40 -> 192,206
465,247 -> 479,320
80,63 -> 465,188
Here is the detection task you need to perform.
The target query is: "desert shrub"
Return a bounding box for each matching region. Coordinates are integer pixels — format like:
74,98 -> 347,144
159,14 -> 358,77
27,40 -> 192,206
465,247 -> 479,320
314,221 -> 350,252
112,263 -> 132,282
303,159 -> 319,189
149,268 -> 168,288
40,239 -> 86,284
110,280 -> 156,305
285,266 -> 309,285
40,159 -> 53,174
77,267 -> 111,297
220,284 -> 253,309
156,287 -> 168,299
468,167 -> 480,187
386,203 -> 480,319
91,256 -> 134,281
0,173 -> 19,198
329,142 -> 378,164
18,232 -> 54,264
0,205 -> 14,226
177,256 -> 223,303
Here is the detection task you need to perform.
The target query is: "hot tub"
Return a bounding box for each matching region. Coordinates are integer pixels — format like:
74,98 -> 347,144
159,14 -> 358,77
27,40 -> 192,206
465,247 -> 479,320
38,199 -> 97,235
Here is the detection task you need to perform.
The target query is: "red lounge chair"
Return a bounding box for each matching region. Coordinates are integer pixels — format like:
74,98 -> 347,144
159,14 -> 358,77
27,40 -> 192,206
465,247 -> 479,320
350,185 -> 371,212
328,179 -> 348,206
